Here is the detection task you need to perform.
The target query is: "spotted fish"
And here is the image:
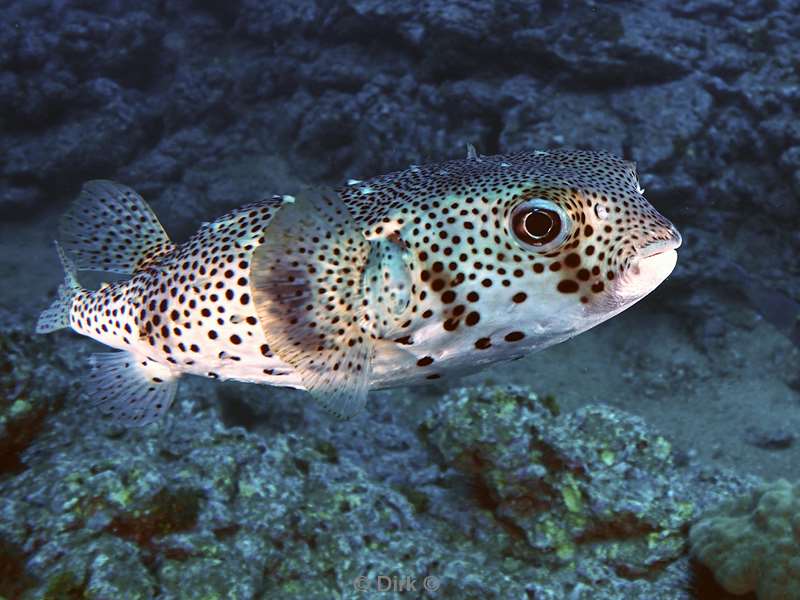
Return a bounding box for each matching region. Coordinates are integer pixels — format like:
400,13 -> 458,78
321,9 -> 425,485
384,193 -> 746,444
36,149 -> 681,424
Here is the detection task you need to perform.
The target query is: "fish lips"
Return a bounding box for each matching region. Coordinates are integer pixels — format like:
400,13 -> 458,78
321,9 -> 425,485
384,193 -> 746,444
618,233 -> 682,299
581,231 -> 677,313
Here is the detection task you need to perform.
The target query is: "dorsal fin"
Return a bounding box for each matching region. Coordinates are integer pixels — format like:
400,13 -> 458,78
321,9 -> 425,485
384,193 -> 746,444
59,180 -> 175,274
250,189 -> 375,419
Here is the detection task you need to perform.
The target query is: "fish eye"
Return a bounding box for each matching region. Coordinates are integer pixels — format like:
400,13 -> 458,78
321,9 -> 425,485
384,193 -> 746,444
510,199 -> 571,251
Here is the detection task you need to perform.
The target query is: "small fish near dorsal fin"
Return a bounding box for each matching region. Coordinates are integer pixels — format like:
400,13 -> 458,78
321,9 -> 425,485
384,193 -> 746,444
59,180 -> 175,274
250,188 -> 376,419
85,352 -> 178,427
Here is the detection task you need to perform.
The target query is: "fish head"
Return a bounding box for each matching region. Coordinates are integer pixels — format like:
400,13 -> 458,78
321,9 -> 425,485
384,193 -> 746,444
343,149 -> 682,378
493,150 -> 683,342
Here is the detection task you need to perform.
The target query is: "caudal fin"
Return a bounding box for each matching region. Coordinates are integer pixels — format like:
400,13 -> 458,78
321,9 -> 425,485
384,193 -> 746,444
59,180 -> 174,274
36,241 -> 81,333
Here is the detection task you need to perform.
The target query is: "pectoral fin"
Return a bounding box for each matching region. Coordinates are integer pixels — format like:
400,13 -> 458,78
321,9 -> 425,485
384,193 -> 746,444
362,236 -> 412,336
250,189 -> 375,419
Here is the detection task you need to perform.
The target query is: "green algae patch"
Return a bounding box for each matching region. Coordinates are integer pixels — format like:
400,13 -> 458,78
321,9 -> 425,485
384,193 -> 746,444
314,440 -> 339,463
539,394 -> 561,417
561,477 -> 583,513
106,487 -> 204,546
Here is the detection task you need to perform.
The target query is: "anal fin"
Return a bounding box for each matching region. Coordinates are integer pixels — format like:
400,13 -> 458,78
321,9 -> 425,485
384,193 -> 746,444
85,352 -> 178,427
250,189 -> 375,419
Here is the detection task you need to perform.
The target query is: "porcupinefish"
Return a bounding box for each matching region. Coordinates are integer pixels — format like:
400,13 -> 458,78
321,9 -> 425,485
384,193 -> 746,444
36,149 -> 681,424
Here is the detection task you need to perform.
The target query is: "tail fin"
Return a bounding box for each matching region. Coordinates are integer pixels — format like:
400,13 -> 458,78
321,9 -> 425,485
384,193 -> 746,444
36,242 -> 81,334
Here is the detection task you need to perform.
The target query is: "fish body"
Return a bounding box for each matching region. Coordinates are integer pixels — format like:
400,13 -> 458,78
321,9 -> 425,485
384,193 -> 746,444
37,149 -> 681,423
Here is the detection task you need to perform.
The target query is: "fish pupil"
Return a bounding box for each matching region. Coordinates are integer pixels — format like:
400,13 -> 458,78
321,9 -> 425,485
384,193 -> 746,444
517,208 -> 561,245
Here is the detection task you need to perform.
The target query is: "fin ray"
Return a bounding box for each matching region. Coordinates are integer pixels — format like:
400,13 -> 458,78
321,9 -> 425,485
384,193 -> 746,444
36,241 -> 81,333
59,180 -> 174,274
85,352 -> 178,427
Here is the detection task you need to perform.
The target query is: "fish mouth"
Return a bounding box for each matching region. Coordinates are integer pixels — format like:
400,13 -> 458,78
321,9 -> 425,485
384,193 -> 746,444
616,231 -> 681,300
580,228 -> 681,317
638,230 -> 682,259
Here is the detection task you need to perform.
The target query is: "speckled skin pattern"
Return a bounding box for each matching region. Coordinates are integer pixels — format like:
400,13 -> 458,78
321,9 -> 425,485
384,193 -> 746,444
340,149 -> 681,386
69,198 -> 292,385
65,149 -> 681,395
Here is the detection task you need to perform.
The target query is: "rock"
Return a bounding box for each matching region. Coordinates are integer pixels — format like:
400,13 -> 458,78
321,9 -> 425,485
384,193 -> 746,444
780,145 -> 800,197
420,385 -> 694,575
0,381 -> 733,599
0,406 -> 538,598
236,0 -> 321,40
670,0 -> 775,20
297,44 -> 389,94
56,9 -> 165,87
148,149 -> 301,238
3,87 -> 160,193
500,92 -> 625,155
0,66 -> 79,129
611,76 -> 713,173
690,479 -> 800,600
163,62 -> 235,130
290,80 -> 458,180
115,149 -> 182,199
519,4 -> 697,88
0,326 -> 68,475
0,183 -> 41,217
744,426 -> 796,451
84,537 -> 156,600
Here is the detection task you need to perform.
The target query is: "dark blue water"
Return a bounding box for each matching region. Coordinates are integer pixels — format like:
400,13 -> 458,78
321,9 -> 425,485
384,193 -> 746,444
1,1 -> 798,598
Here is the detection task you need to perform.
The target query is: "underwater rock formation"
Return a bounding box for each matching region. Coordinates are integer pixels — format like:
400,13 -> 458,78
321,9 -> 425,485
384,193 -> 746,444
421,385 -> 693,578
0,382 -> 749,599
0,324 -> 68,475
690,478 -> 800,600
